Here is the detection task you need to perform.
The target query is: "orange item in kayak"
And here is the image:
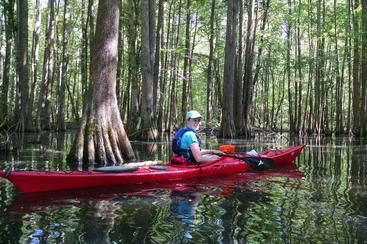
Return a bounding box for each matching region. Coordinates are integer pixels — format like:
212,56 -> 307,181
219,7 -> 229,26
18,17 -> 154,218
219,145 -> 236,153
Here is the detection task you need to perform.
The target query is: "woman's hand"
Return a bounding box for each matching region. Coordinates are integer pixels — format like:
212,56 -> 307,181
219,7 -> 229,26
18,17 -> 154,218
190,144 -> 221,162
202,149 -> 224,156
201,154 -> 221,161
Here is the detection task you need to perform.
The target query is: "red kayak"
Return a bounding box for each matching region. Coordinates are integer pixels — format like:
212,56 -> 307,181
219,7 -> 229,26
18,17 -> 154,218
0,145 -> 304,193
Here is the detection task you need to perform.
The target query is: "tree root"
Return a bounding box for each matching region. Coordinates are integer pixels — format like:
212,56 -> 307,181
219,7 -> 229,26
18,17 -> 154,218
68,116 -> 135,169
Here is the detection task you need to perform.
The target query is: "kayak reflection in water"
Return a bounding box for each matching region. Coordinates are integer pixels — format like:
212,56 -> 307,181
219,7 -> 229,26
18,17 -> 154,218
170,190 -> 201,240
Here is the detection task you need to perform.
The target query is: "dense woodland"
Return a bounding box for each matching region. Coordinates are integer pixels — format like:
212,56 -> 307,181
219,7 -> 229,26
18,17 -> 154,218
0,0 -> 367,140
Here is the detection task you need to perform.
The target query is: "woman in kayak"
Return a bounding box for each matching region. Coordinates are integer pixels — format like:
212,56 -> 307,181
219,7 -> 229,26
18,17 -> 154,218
173,110 -> 223,163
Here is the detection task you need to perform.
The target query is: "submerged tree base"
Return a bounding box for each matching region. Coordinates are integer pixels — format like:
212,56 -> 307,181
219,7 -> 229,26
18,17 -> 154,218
68,106 -> 135,169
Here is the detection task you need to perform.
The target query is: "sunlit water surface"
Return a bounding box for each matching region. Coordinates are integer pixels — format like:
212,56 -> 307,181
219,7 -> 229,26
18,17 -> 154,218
0,132 -> 366,243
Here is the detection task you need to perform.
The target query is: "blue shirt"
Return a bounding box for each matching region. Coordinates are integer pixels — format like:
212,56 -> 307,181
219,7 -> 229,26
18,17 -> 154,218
179,129 -> 199,159
180,130 -> 199,150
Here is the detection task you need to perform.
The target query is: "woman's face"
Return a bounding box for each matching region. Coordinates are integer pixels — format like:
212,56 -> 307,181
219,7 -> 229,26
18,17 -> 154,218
186,118 -> 201,131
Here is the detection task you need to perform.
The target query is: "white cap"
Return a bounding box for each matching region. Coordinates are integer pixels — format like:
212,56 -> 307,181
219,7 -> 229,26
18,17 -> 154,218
185,110 -> 202,120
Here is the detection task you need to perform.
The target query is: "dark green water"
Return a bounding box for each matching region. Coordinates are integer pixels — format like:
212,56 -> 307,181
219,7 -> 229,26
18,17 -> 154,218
0,132 -> 366,243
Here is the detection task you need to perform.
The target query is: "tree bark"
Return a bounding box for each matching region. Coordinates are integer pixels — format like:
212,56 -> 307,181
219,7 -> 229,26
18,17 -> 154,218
295,0 -> 303,134
37,0 -> 55,130
139,0 -> 158,140
314,0 -> 326,134
361,0 -> 367,136
181,0 -> 192,117
286,0 -> 294,134
206,0 -> 216,128
155,0 -> 164,132
346,0 -> 352,135
68,0 -> 135,167
242,0 -> 257,137
234,0 -> 243,133
57,0 -> 69,131
80,0 -> 92,116
352,0 -> 360,135
168,0 -> 182,130
0,0 -> 15,126
126,0 -> 140,134
188,11 -> 198,110
334,0 -> 343,135
219,0 -> 238,138
15,0 -> 32,131
29,0 -> 42,131
116,0 -> 124,108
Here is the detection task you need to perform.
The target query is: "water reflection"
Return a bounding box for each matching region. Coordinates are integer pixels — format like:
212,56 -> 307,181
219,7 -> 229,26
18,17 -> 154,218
82,201 -> 119,244
1,133 -> 367,243
170,190 -> 201,240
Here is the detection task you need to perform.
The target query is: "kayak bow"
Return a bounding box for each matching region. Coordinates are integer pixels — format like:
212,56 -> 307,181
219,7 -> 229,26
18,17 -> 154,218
0,145 -> 304,193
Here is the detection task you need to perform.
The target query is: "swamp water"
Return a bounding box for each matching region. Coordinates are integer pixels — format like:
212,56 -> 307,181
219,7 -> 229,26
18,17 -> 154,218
0,132 -> 366,243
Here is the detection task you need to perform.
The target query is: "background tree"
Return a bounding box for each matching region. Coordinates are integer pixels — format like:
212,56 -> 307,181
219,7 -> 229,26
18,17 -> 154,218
57,0 -> 69,131
36,0 -> 55,130
206,0 -> 216,128
138,0 -> 157,141
0,0 -> 367,139
15,0 -> 32,131
360,0 -> 367,136
125,0 -> 140,134
220,0 -> 238,138
155,0 -> 165,133
0,0 -> 15,126
242,0 -> 258,137
29,0 -> 42,130
352,0 -> 360,136
181,0 -> 192,118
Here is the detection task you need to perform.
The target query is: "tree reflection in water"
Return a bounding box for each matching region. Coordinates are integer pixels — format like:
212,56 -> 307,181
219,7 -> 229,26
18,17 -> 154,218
82,200 -> 119,244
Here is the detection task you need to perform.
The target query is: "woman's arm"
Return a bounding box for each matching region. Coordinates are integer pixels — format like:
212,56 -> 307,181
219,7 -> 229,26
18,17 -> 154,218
201,149 -> 224,155
190,143 -> 221,163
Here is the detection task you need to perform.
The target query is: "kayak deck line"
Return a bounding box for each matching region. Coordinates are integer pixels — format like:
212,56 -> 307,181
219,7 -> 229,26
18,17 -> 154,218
0,145 -> 305,193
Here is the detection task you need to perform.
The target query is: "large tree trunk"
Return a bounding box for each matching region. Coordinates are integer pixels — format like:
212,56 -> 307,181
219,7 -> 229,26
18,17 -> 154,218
68,0 -> 135,168
361,0 -> 367,136
116,0 -> 124,107
15,0 -> 32,131
314,0 -> 326,135
206,0 -> 216,128
37,0 -> 55,130
346,0 -> 352,136
296,0 -> 303,134
80,0 -> 93,117
334,0 -> 343,135
219,0 -> 238,138
168,0 -> 182,130
352,0 -> 360,136
155,0 -> 164,133
1,0 -> 15,125
234,0 -> 243,133
286,0 -> 294,134
181,0 -> 191,117
126,0 -> 140,134
29,0 -> 42,131
242,0 -> 257,137
138,0 -> 158,140
57,0 -> 69,131
158,0 -> 173,132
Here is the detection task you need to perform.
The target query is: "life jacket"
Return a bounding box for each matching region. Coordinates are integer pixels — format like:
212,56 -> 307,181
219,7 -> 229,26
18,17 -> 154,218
172,127 -> 201,160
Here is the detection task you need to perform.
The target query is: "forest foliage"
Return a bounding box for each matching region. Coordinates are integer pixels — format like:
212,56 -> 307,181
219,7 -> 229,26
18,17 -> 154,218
0,0 -> 366,138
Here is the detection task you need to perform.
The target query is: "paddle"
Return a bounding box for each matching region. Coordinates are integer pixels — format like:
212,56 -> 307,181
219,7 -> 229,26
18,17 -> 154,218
218,153 -> 274,170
